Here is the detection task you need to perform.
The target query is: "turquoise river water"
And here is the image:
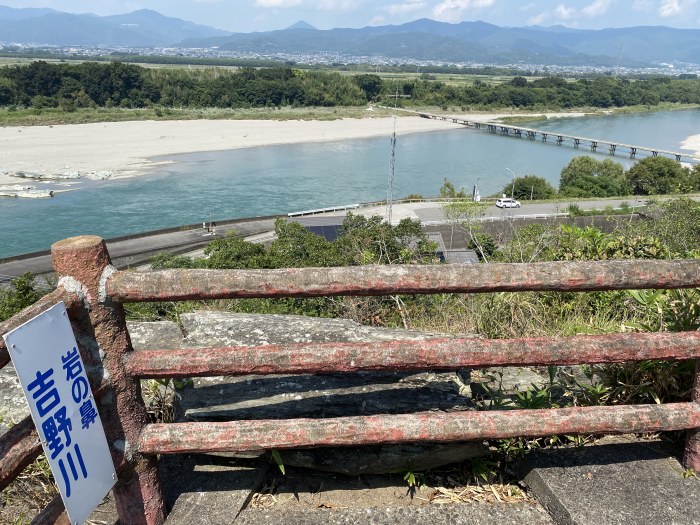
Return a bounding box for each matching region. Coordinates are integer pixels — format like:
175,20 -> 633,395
0,109 -> 698,259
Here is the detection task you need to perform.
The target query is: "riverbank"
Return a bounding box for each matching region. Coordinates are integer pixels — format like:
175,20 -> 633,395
681,134 -> 700,155
0,110 -> 584,187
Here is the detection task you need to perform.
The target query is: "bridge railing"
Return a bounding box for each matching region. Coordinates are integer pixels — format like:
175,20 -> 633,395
1,235 -> 699,524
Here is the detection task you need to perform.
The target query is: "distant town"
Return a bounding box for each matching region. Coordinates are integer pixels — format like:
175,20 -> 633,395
2,43 -> 700,78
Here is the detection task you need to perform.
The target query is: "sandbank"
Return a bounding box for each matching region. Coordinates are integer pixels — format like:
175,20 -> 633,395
0,112 -> 582,187
681,134 -> 700,157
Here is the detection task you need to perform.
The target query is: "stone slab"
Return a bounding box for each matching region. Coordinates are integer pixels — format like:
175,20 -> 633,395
172,312 -> 482,474
177,311 -> 451,348
128,320 -> 185,350
180,371 -> 474,421
519,435 -> 700,525
235,503 -> 555,525
0,362 -> 28,433
278,442 -> 487,476
161,454 -> 269,525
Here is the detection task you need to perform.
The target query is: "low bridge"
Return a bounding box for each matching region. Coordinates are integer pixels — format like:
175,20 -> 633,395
386,107 -> 700,165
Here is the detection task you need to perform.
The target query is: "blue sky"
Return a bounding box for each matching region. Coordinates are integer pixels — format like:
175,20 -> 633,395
2,1 -> 700,32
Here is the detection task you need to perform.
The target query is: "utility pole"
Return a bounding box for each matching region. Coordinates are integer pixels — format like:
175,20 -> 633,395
506,168 -> 516,200
386,83 -> 399,224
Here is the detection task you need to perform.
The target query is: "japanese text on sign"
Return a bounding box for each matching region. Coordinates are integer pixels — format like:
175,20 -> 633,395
4,302 -> 116,525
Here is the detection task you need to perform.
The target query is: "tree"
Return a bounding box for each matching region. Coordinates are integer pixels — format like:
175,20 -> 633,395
560,156 -> 629,198
267,220 -> 345,268
0,273 -> 41,322
338,214 -> 434,265
353,74 -> 383,101
439,178 -> 468,199
625,198 -> 700,256
503,175 -> 556,200
691,164 -> 700,192
440,199 -> 492,260
0,77 -> 16,106
204,234 -> 268,269
510,76 -> 528,88
626,156 -> 692,195
149,252 -> 197,269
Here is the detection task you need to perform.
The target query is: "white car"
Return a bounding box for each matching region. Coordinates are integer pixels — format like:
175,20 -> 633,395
495,198 -> 521,208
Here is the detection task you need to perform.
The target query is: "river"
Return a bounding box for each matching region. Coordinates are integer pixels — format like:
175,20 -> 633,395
0,108 -> 698,259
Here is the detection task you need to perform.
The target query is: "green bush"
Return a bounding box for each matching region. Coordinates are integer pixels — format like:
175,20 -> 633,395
0,273 -> 41,322
503,175 -> 556,200
559,156 -> 629,198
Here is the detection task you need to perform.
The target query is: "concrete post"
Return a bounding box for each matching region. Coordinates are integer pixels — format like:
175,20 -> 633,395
51,236 -> 165,525
684,360 -> 700,472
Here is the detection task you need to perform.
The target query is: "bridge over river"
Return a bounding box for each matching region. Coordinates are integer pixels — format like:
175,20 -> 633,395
385,107 -> 700,165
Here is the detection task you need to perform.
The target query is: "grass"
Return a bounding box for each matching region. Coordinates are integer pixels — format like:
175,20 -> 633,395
0,105 -> 395,127
500,102 -> 700,124
3,100 -> 695,128
0,452 -> 57,525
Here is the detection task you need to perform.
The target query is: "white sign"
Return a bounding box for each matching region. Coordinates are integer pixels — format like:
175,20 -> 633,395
3,302 -> 116,525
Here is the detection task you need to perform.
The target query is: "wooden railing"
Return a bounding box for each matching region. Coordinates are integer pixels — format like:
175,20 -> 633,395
1,234 -> 699,524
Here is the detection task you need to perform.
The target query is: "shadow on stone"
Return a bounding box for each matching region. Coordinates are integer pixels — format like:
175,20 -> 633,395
516,436 -> 700,525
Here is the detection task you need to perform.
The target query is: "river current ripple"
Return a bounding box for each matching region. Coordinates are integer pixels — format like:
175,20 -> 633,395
0,109 -> 698,258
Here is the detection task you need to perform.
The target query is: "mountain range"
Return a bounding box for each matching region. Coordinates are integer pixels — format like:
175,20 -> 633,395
1,5 -> 700,66
0,6 -> 230,47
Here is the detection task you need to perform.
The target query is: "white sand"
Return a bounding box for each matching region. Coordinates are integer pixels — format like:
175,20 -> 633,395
0,116 -> 455,185
681,134 -> 700,157
0,112 -> 584,186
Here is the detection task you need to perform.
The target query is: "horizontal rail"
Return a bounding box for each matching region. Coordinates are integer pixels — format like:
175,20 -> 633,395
288,203 -> 360,217
0,287 -> 80,369
30,494 -> 68,525
139,403 -> 700,455
125,331 -> 700,378
107,259 -> 700,303
422,213 -> 572,226
0,416 -> 41,491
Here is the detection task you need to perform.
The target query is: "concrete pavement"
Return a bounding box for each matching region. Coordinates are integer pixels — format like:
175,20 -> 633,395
83,434 -> 698,525
156,435 -> 700,525
0,216 -> 279,280
0,195 -> 668,281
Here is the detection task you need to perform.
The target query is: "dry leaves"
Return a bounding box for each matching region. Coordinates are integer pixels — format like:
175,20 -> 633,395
428,483 -> 532,505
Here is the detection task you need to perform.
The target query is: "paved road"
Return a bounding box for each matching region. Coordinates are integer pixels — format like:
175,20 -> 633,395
0,217 -> 278,281
0,195 -> 688,281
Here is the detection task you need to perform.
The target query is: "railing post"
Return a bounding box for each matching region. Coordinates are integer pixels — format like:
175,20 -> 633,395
51,236 -> 165,525
685,360 -> 700,471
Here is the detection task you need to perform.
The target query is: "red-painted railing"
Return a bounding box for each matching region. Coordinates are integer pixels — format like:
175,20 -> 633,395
1,234 -> 699,524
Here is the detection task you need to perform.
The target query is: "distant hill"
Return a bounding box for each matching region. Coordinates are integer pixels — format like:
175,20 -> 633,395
1,5 -> 699,66
181,18 -> 700,66
0,5 -> 230,47
0,5 -> 56,20
287,20 -> 316,31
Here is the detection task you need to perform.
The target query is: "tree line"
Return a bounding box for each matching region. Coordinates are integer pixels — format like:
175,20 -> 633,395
497,156 -> 700,201
0,61 -> 368,109
2,61 -> 700,111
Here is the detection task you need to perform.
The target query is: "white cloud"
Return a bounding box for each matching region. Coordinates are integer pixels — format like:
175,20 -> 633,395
255,0 -> 302,6
660,0 -> 683,15
385,0 -> 426,15
659,0 -> 698,17
528,1 -> 613,26
554,4 -> 576,19
254,0 -> 362,10
582,0 -> 613,17
431,0 -> 496,22
318,0 -> 364,9
631,0 -> 653,11
527,11 -> 549,25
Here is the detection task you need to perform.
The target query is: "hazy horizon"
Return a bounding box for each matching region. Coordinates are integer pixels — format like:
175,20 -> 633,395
1,1 -> 699,34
